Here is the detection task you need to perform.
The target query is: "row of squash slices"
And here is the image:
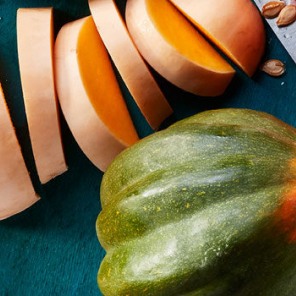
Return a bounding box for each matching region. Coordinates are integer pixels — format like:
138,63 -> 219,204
0,0 -> 265,220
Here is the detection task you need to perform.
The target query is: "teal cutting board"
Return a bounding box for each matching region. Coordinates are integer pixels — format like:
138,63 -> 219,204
0,1 -> 296,295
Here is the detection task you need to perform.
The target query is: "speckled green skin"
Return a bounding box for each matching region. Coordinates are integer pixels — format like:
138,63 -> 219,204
97,109 -> 296,296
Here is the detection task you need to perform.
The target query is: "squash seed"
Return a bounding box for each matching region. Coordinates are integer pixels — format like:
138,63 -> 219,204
276,4 -> 296,26
262,1 -> 286,19
260,59 -> 286,77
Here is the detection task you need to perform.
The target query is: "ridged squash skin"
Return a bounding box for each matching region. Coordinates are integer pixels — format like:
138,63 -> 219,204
97,109 -> 296,296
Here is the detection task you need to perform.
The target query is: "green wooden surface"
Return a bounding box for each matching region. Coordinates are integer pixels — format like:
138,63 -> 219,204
0,0 -> 295,295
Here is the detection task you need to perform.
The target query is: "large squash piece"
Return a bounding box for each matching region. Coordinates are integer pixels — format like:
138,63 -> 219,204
126,0 -> 235,96
55,16 -> 139,172
0,85 -> 39,220
88,0 -> 173,130
169,0 -> 265,76
97,109 -> 296,295
17,8 -> 68,184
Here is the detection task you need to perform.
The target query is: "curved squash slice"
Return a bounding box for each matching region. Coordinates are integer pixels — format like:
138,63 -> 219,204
0,85 -> 39,220
54,16 -> 139,172
169,0 -> 266,76
88,0 -> 173,130
17,8 -> 67,184
126,0 -> 235,97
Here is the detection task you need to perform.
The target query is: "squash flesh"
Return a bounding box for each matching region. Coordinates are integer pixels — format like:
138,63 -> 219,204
77,17 -> 138,146
0,85 -> 39,220
126,0 -> 234,96
169,0 -> 266,76
146,0 -> 233,72
55,16 -> 139,171
88,0 -> 173,130
17,8 -> 67,184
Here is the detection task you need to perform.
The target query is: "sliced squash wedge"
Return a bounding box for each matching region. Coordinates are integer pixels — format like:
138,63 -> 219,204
88,0 -> 173,130
169,0 -> 266,76
54,16 -> 139,172
17,8 -> 68,184
0,84 -> 39,220
126,0 -> 235,97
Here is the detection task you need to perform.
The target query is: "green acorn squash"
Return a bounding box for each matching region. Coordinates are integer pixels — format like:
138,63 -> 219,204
97,108 -> 296,296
